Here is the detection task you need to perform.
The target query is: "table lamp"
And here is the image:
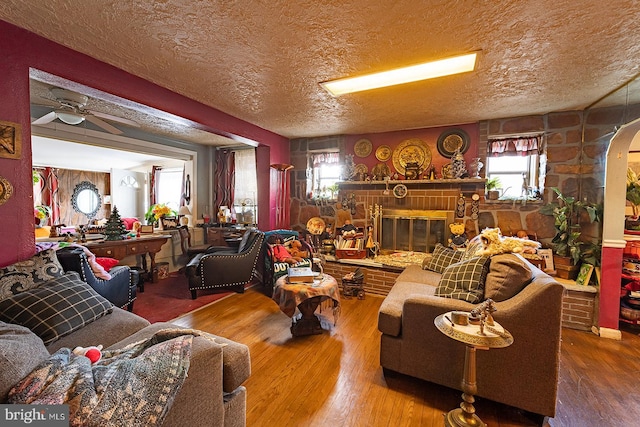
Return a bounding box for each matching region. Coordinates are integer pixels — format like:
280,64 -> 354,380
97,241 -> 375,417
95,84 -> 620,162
178,206 -> 191,226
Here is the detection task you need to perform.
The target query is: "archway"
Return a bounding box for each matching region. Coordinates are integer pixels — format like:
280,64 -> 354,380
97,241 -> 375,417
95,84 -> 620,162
600,118 -> 640,339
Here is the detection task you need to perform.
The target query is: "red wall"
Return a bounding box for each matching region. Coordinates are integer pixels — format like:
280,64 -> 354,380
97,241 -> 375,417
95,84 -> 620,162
0,20 -> 289,267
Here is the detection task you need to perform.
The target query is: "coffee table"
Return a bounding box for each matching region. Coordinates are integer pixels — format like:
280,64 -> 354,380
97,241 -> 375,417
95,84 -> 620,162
273,273 -> 340,336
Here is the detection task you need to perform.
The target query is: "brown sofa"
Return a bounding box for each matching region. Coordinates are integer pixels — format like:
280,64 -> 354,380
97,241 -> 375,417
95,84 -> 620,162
378,252 -> 564,419
0,248 -> 250,427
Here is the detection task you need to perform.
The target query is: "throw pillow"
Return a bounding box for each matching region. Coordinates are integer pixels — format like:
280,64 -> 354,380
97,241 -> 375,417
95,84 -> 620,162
435,256 -> 490,303
484,254 -> 534,301
0,272 -> 113,345
0,248 -> 64,301
424,244 -> 464,273
95,257 -> 119,272
0,321 -> 49,403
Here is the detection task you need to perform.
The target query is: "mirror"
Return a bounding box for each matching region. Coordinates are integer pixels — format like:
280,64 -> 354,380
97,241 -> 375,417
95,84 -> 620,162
71,181 -> 102,220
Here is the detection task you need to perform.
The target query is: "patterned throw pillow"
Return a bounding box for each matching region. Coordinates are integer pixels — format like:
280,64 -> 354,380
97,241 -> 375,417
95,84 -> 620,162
435,256 -> 490,303
0,272 -> 113,345
0,249 -> 64,301
424,244 -> 464,273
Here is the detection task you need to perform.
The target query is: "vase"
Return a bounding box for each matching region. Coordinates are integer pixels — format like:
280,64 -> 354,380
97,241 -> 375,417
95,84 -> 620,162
470,158 -> 483,178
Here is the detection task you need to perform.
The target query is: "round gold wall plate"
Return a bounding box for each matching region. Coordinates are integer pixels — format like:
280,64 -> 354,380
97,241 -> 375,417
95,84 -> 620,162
392,138 -> 431,176
392,184 -> 408,199
375,145 -> 391,161
0,176 -> 14,206
306,217 -> 326,235
437,129 -> 470,158
354,139 -> 373,158
354,163 -> 368,177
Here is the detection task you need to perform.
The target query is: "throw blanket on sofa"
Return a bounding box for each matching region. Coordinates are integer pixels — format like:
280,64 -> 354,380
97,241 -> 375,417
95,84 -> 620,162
8,330 -> 197,427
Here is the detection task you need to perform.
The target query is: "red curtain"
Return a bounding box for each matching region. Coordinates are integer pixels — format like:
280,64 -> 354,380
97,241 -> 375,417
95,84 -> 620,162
487,135 -> 542,157
37,167 -> 60,226
150,165 -> 162,206
215,149 -> 235,217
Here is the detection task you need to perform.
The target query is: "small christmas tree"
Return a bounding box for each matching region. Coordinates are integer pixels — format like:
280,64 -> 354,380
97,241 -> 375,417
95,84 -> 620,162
104,206 -> 127,241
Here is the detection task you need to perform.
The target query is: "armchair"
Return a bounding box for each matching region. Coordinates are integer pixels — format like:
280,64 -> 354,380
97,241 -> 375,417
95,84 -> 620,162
261,230 -> 313,296
55,246 -> 137,311
185,230 -> 265,299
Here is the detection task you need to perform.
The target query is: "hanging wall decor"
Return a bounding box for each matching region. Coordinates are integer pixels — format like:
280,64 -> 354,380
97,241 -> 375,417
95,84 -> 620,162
456,194 -> 466,218
0,120 -> 22,159
0,175 -> 14,206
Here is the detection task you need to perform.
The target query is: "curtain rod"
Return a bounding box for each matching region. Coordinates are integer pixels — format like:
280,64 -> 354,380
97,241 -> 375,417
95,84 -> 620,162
487,132 -> 544,139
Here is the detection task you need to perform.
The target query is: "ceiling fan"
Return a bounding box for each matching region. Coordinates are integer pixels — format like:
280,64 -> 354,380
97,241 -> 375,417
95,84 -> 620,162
31,88 -> 139,135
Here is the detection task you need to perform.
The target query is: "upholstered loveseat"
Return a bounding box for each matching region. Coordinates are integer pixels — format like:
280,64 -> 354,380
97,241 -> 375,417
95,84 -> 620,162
378,245 -> 564,420
0,249 -> 250,427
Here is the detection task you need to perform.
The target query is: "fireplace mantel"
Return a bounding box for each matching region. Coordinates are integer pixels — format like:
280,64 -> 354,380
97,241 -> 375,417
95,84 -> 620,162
337,178 -> 486,195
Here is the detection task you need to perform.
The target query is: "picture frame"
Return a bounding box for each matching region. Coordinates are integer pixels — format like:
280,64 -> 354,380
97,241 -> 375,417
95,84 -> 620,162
160,216 -> 178,230
575,263 -> 595,286
537,248 -> 554,272
140,225 -> 154,234
0,120 -> 22,159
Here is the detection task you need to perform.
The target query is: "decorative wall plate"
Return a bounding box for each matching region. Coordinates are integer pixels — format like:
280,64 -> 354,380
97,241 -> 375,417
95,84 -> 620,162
392,184 -> 408,199
354,163 -> 368,177
375,145 -> 392,161
354,139 -> 373,158
306,217 -> 326,235
437,129 -> 470,158
392,138 -> 432,176
371,162 -> 391,180
441,163 -> 453,179
0,175 -> 13,206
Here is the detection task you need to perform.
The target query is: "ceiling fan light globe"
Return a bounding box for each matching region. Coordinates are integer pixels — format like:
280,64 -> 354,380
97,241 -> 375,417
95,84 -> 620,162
57,112 -> 85,125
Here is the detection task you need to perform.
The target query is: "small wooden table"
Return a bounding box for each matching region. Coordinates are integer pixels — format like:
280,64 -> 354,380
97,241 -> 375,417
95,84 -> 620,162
273,273 -> 340,336
84,234 -> 170,282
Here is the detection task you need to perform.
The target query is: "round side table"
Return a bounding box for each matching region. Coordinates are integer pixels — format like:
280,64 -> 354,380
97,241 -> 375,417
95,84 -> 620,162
434,311 -> 513,427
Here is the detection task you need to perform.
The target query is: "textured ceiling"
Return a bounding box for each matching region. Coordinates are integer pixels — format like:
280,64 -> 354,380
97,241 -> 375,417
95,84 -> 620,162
2,0 -> 640,141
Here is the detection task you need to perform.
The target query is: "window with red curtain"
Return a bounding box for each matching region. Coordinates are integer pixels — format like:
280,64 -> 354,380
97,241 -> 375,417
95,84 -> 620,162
486,134 -> 545,199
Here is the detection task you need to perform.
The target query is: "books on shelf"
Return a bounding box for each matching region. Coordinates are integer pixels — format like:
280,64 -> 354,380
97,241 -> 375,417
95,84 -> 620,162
287,266 -> 315,283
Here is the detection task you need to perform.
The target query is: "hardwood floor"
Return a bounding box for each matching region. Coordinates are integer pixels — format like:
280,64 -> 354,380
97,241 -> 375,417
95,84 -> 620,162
171,287 -> 640,427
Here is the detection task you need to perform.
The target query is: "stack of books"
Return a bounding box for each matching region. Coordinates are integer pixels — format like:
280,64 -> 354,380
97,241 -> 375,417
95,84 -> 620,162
287,266 -> 315,283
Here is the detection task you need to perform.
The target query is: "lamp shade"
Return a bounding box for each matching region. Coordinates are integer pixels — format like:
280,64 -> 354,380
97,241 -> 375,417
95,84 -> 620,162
178,206 -> 192,216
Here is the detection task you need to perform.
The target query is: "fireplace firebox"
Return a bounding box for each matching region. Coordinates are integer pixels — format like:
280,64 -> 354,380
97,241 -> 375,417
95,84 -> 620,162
380,209 -> 454,253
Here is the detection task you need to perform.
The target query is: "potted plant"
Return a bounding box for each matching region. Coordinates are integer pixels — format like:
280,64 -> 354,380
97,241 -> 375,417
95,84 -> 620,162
485,177 -> 501,200
539,187 -> 601,277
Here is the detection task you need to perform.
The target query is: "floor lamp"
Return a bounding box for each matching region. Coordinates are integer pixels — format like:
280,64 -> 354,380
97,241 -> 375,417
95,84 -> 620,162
271,163 -> 293,229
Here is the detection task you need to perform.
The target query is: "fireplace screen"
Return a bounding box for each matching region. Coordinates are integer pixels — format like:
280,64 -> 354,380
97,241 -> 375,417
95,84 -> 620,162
380,209 -> 454,253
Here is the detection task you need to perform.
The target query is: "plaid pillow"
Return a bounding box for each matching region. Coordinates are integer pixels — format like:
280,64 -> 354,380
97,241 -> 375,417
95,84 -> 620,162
424,244 -> 464,273
0,272 -> 113,345
0,249 -> 64,301
435,256 -> 490,303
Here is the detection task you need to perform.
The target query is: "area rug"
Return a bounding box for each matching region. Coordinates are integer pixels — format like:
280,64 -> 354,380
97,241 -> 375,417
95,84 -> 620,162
132,272 -> 239,323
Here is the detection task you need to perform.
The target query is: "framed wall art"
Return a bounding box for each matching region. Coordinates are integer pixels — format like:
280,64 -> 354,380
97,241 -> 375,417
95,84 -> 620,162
0,120 -> 22,159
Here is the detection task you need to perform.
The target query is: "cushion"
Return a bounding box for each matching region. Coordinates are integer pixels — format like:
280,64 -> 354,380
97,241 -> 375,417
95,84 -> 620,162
0,272 -> 113,345
121,217 -> 138,230
423,244 -> 464,273
0,321 -> 49,403
0,248 -> 64,301
435,256 -> 490,303
95,257 -> 120,272
484,254 -> 534,301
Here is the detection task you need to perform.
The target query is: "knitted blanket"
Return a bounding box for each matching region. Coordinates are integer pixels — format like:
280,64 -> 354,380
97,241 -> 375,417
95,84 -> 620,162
8,330 -> 196,427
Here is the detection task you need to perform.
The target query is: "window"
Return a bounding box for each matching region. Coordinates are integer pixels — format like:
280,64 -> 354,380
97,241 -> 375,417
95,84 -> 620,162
309,152 -> 341,199
233,149 -> 258,224
486,135 -> 545,199
156,167 -> 183,212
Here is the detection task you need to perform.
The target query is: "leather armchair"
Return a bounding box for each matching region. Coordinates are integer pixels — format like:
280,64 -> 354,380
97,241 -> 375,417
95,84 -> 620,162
55,246 -> 137,311
185,230 -> 265,299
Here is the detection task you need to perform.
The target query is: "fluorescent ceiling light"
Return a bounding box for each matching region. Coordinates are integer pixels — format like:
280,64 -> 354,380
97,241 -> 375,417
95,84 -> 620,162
321,52 -> 478,97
